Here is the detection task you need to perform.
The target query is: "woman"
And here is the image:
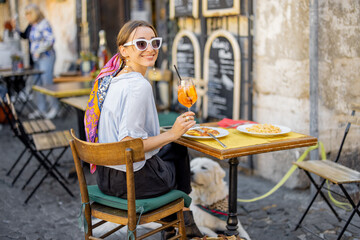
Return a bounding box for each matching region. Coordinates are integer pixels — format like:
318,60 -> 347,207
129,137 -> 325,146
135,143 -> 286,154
84,20 -> 203,239
23,4 -> 58,119
85,21 -> 202,239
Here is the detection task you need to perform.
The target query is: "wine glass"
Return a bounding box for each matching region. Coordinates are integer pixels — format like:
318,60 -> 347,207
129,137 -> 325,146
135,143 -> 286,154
177,77 -> 198,112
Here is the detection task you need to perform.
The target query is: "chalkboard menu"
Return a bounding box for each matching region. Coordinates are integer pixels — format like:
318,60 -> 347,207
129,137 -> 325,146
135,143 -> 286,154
202,0 -> 240,17
203,30 -> 241,120
175,36 -> 195,77
172,30 -> 201,109
172,30 -> 201,79
207,0 -> 233,10
170,0 -> 199,19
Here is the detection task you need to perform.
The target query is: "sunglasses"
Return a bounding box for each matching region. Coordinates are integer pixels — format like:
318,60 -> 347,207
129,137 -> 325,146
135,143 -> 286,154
123,37 -> 162,51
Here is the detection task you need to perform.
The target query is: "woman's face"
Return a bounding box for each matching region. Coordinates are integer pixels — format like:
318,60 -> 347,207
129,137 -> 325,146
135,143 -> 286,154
122,26 -> 159,72
25,10 -> 36,24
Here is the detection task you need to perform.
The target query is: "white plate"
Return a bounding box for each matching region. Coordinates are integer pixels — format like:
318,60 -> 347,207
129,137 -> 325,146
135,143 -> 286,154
183,127 -> 229,139
237,124 -> 291,137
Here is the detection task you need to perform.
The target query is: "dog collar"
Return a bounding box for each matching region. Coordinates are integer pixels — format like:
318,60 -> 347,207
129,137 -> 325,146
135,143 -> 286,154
196,196 -> 229,221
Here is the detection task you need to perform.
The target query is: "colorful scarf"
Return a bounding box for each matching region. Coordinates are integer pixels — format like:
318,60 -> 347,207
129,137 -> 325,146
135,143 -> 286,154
84,53 -> 122,173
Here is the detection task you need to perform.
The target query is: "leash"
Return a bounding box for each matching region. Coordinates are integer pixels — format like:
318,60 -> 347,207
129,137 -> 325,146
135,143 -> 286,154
237,142 -> 352,211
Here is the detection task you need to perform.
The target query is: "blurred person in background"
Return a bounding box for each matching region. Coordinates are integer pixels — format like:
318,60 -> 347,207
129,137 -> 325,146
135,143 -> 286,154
14,4 -> 58,119
11,20 -> 34,68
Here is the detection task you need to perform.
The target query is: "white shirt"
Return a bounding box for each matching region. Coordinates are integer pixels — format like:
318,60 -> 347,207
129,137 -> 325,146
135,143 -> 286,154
98,72 -> 160,171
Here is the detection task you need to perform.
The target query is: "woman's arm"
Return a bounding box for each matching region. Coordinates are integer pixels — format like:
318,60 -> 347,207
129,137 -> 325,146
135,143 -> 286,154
123,111 -> 196,152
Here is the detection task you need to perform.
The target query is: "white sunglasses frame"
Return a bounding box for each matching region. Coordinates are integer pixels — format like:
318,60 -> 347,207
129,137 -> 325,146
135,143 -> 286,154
123,37 -> 163,51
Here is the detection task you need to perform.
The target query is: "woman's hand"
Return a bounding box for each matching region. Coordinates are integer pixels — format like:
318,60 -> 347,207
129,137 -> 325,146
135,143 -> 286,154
142,111 -> 196,153
10,19 -> 17,29
169,111 -> 196,140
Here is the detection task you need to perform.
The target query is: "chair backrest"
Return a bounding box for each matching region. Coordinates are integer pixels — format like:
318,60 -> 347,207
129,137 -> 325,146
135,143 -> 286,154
1,94 -> 21,136
69,129 -> 145,229
334,106 -> 359,164
2,94 -> 33,146
70,129 -> 144,166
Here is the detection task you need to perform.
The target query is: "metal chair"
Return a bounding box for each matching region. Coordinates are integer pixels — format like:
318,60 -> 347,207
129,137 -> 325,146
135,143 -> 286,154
69,129 -> 190,240
1,94 -> 56,178
294,105 -> 360,239
1,95 -> 73,203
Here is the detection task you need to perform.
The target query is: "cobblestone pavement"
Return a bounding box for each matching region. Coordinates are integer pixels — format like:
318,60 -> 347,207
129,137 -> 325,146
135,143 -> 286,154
0,111 -> 359,240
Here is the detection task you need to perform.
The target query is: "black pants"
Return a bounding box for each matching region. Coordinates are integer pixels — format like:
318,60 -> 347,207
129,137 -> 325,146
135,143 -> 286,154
96,142 -> 192,199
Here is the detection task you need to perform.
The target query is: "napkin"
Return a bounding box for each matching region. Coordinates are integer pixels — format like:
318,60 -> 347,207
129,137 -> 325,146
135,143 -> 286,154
217,118 -> 257,128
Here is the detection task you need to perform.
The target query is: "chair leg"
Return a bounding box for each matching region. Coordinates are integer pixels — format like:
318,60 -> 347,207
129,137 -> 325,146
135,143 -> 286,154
24,155 -> 74,204
38,149 -> 71,188
336,185 -> 360,240
177,210 -> 186,240
7,147 -> 27,176
295,171 -> 341,230
22,150 -> 55,189
24,149 -> 74,204
306,171 -> 342,221
39,149 -> 70,184
84,203 -> 93,240
22,163 -> 42,190
23,148 -> 69,190
12,154 -> 33,186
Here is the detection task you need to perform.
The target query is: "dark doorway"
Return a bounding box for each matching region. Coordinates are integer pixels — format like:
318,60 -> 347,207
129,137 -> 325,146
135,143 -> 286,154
76,0 -> 130,55
98,0 -> 130,55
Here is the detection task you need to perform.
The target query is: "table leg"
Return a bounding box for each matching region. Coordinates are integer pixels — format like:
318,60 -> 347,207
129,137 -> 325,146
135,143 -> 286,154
225,157 -> 239,236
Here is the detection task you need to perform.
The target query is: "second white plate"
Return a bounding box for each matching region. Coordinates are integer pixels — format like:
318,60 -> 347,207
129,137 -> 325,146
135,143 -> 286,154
237,124 -> 291,137
183,127 -> 229,139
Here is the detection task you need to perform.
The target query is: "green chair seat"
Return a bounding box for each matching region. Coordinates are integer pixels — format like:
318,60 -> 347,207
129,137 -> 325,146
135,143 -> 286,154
87,185 -> 191,213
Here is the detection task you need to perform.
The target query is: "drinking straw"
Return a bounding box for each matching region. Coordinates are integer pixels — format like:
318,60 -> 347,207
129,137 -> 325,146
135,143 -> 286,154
173,65 -> 182,84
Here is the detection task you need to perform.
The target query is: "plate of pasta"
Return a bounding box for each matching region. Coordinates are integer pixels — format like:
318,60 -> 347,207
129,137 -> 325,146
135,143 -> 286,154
183,127 -> 229,139
237,124 -> 291,137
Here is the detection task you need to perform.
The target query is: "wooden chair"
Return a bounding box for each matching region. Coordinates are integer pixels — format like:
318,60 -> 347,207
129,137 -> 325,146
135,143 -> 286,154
1,95 -> 74,203
69,129 -> 190,240
293,105 -> 360,239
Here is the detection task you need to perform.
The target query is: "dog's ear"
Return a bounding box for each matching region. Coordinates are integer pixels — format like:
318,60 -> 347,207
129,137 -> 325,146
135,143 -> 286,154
214,164 -> 226,185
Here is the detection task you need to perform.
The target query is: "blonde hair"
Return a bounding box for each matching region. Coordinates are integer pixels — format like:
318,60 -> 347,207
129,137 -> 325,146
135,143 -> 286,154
25,4 -> 44,22
116,20 -> 158,61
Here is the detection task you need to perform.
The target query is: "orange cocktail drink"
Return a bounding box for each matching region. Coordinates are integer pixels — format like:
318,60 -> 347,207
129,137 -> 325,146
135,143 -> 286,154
177,78 -> 197,111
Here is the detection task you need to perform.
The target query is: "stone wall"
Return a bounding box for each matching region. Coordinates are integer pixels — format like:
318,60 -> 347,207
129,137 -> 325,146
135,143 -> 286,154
254,0 -> 360,188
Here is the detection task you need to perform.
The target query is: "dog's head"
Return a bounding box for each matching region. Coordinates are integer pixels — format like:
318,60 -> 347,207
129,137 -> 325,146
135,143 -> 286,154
190,157 -> 226,189
190,157 -> 228,205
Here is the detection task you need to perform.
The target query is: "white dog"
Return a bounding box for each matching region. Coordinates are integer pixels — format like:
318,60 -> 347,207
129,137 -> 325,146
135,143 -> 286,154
190,157 -> 251,240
